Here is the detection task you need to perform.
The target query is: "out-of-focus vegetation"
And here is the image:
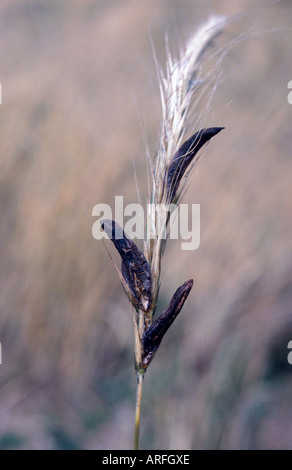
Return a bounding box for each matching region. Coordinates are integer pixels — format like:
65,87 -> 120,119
0,0 -> 291,449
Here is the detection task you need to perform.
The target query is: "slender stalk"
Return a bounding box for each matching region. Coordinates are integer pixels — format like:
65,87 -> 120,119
134,372 -> 144,450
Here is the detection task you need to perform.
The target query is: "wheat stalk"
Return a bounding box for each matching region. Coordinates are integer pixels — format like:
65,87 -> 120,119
101,15 -> 226,449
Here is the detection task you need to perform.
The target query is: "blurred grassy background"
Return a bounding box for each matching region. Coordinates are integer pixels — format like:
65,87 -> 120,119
0,0 -> 292,449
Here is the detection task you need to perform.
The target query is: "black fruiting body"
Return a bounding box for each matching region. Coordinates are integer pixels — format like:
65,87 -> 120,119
101,219 -> 152,312
166,127 -> 224,202
142,279 -> 193,366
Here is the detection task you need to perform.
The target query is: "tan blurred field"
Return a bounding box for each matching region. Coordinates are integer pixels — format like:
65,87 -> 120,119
0,0 -> 292,449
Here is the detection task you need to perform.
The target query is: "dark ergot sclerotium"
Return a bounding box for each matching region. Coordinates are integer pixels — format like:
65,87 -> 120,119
166,127 -> 224,203
101,219 -> 152,312
142,279 -> 194,367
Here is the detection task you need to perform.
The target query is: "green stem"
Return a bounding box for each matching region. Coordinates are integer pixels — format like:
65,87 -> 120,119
134,372 -> 144,450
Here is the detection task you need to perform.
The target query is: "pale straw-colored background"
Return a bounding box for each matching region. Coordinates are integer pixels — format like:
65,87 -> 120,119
0,0 -> 291,449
